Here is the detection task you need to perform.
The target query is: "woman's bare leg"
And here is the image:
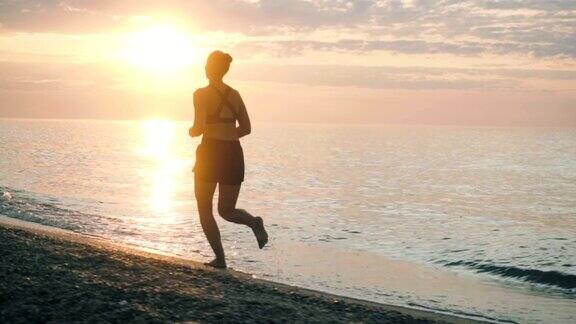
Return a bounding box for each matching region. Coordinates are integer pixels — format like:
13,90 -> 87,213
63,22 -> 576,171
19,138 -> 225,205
195,180 -> 226,268
217,184 -> 254,225
218,184 -> 268,249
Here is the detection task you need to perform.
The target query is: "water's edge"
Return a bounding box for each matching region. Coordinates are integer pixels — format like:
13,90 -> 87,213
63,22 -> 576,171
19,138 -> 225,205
0,214 -> 485,324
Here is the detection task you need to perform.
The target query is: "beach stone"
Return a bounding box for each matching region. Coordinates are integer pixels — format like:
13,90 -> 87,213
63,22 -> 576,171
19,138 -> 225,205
0,227 -> 447,324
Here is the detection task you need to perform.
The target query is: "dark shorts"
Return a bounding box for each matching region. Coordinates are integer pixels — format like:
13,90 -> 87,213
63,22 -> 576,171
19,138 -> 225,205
193,138 -> 245,185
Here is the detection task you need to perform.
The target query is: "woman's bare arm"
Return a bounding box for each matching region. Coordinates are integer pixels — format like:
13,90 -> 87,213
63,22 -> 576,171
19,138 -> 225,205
235,93 -> 251,138
189,90 -> 205,137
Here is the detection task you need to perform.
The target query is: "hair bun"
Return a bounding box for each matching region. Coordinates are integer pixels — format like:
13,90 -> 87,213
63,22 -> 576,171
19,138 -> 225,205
206,51 -> 232,79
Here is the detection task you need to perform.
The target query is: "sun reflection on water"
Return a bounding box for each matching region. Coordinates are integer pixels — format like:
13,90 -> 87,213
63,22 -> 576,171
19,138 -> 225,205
138,119 -> 187,220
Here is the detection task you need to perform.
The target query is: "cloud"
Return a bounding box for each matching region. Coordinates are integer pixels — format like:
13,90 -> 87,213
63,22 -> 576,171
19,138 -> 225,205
0,61 -> 122,92
234,38 -> 576,59
4,60 -> 572,94
480,0 -> 576,11
0,61 -> 574,125
0,0 -> 122,33
231,63 -> 576,90
1,0 -> 574,58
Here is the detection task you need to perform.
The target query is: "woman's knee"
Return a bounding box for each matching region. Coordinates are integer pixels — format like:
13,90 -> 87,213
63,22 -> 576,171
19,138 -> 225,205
218,206 -> 234,219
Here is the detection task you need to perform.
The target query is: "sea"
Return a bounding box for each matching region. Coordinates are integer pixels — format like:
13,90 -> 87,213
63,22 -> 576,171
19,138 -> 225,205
0,119 -> 575,323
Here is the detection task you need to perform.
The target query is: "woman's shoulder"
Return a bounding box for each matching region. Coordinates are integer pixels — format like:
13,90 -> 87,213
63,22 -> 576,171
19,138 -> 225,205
194,86 -> 210,97
226,85 -> 242,100
194,84 -> 238,94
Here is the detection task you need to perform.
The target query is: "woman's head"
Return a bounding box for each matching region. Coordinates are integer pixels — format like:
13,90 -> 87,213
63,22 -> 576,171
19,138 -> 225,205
205,50 -> 233,82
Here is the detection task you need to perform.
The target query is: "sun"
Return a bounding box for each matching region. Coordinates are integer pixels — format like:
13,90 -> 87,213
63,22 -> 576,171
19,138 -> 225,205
122,25 -> 197,72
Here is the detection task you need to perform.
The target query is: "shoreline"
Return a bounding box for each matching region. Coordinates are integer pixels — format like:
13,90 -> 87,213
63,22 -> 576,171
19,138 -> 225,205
0,215 -> 481,323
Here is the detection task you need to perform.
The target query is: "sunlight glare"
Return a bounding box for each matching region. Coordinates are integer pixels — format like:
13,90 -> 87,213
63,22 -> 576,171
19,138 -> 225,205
139,119 -> 184,215
141,119 -> 175,160
122,25 -> 197,72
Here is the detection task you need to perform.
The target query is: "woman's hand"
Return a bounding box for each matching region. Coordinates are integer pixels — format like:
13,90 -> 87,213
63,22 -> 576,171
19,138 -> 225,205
189,126 -> 203,137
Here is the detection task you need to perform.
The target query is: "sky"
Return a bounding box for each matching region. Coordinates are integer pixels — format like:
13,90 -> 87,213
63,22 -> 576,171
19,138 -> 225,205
0,0 -> 575,125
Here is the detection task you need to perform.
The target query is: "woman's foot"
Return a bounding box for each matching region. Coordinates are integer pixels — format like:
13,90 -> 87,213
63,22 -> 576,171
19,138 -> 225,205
204,258 -> 227,269
251,217 -> 269,249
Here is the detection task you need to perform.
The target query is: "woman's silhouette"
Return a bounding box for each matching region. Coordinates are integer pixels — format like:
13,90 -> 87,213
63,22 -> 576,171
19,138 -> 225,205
189,51 -> 268,269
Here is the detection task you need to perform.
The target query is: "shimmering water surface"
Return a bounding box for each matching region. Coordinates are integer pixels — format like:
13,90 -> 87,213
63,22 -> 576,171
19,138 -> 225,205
1,119 -> 575,323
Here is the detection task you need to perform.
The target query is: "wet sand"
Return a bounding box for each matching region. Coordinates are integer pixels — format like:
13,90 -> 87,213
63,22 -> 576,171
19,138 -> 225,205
0,216 -> 478,323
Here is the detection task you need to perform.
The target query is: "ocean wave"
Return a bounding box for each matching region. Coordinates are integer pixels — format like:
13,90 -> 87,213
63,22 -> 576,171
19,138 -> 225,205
0,186 -> 118,233
443,260 -> 576,291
